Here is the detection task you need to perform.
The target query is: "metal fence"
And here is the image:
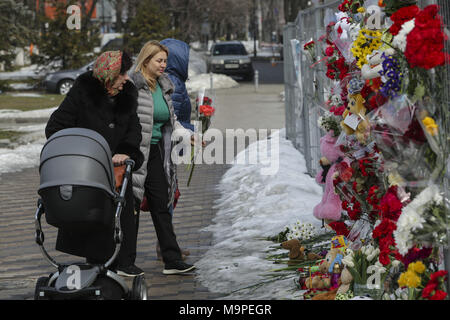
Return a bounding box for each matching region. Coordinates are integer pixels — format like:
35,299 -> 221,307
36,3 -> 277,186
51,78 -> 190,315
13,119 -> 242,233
283,0 -> 342,178
284,0 -> 450,292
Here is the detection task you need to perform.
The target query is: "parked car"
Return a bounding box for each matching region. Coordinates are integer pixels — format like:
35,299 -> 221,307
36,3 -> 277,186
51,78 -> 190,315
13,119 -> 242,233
207,41 -> 254,81
43,60 -> 94,95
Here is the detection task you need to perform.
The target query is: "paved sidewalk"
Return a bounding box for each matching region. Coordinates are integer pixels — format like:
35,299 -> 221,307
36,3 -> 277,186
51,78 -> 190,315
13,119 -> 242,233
0,83 -> 285,300
0,162 -> 229,300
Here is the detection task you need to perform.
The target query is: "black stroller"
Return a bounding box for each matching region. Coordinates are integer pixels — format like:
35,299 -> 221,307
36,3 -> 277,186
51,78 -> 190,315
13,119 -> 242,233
34,128 -> 147,300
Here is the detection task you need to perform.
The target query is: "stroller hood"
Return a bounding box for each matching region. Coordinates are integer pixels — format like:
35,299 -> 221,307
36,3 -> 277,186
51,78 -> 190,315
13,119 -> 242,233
39,128 -> 115,196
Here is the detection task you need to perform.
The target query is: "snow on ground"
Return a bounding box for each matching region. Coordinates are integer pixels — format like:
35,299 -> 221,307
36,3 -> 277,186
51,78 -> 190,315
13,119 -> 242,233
195,129 -> 323,299
0,121 -> 46,176
186,73 -> 239,94
0,64 -> 44,80
0,139 -> 45,176
0,107 -> 56,121
9,93 -> 44,98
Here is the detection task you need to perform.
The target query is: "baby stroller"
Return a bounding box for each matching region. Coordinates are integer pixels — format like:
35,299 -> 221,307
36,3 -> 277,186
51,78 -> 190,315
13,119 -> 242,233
34,128 -> 147,300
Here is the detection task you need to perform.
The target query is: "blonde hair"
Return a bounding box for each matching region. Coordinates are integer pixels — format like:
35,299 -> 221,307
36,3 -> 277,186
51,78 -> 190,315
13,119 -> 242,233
135,40 -> 169,91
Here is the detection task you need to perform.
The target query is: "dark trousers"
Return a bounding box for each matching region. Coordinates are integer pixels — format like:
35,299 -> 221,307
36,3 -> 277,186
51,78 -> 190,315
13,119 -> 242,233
79,177 -> 137,268
62,180 -> 137,268
144,143 -> 182,264
115,180 -> 138,267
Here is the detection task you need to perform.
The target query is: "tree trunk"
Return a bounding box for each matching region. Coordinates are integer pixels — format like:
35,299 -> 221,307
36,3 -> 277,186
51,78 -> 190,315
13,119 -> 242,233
115,0 -> 125,32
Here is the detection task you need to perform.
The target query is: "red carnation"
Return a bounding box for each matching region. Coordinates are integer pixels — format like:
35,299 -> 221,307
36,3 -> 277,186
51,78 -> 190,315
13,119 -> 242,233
389,5 -> 420,36
340,167 -> 353,182
430,270 -> 448,282
325,46 -> 335,57
430,290 -> 447,300
405,5 -> 448,69
328,221 -> 350,237
422,282 -> 438,299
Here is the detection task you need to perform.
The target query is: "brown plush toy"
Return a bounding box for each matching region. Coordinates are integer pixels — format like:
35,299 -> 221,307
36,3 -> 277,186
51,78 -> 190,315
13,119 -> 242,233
337,266 -> 353,294
311,288 -> 339,300
281,239 -> 322,261
305,275 -> 331,290
305,248 -> 344,299
340,93 -> 370,144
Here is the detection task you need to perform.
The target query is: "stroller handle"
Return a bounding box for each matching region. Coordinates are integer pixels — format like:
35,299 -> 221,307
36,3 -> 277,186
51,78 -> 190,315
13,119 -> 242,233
124,158 -> 135,170
104,158 -> 134,269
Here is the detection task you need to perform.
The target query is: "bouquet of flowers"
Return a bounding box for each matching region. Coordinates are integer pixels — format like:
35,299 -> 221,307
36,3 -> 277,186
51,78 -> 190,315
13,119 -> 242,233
303,40 -> 316,63
304,0 -> 450,299
397,260 -> 448,300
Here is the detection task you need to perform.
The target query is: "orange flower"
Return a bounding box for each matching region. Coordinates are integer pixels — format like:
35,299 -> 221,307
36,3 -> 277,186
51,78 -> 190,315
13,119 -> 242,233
378,0 -> 385,7
199,104 -> 215,117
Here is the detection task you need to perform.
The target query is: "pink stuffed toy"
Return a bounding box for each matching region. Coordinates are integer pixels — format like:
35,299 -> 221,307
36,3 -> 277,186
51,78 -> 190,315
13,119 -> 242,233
313,131 -> 344,221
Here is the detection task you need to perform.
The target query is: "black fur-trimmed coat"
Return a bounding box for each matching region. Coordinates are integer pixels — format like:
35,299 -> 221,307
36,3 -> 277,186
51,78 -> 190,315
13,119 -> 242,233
45,71 -> 144,169
44,71 -> 143,263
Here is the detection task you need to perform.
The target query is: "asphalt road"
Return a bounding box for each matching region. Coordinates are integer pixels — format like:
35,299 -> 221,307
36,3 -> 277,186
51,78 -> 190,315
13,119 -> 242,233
227,60 -> 284,84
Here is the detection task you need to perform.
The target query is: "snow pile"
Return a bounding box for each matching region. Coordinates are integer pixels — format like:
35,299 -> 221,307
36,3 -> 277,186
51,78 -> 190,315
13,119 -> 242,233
195,129 -> 323,299
0,139 -> 45,175
188,49 -> 207,77
9,93 -> 44,98
0,64 -> 44,80
0,107 -> 56,121
186,73 -> 239,95
0,123 -> 46,176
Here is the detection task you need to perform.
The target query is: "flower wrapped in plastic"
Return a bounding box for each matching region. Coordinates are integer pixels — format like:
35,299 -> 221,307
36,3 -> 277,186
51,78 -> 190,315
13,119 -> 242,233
369,96 -> 435,190
303,40 -> 316,64
394,184 -> 448,255
187,93 -> 215,186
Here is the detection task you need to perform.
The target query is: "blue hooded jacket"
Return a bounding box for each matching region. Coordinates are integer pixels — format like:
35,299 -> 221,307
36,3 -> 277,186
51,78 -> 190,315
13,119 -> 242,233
160,38 -> 194,131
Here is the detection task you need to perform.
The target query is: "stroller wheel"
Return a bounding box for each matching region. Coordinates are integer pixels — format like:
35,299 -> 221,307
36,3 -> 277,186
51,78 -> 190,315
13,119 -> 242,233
91,275 -> 126,300
34,277 -> 50,300
130,275 -> 148,300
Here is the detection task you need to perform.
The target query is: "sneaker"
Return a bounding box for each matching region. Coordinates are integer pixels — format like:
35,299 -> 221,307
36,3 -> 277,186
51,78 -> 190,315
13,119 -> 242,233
163,261 -> 196,275
116,265 -> 145,277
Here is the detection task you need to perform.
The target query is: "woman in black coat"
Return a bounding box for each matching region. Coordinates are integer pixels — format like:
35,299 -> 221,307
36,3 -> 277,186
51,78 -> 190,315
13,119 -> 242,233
45,51 -> 145,277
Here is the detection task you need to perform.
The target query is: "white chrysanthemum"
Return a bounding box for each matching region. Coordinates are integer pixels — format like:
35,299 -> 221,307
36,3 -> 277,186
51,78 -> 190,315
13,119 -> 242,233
392,19 -> 416,52
394,184 -> 441,254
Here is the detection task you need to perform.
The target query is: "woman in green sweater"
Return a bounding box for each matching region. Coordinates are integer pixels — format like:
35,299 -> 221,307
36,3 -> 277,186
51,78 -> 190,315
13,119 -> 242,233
129,41 -> 195,275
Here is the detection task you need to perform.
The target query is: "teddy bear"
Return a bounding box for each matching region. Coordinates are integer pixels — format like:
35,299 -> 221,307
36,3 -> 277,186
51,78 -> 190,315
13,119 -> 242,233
313,131 -> 344,222
308,248 -> 345,300
340,78 -> 370,144
281,239 -> 322,263
305,274 -> 331,290
304,247 -> 344,289
337,266 -> 353,294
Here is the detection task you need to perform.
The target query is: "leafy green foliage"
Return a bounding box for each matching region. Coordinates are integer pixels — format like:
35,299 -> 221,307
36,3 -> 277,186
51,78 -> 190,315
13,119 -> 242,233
383,0 -> 418,16
36,0 -> 100,71
124,0 -> 177,55
0,0 -> 38,70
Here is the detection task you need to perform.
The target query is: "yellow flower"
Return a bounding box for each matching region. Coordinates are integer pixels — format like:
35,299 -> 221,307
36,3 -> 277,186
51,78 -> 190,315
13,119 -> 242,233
422,117 -> 438,136
406,271 -> 421,288
409,261 -> 426,274
398,270 -> 422,288
398,272 -> 407,287
357,7 -> 366,13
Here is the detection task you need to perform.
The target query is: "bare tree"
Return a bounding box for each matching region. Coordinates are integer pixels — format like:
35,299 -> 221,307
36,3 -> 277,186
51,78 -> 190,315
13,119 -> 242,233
284,0 -> 309,23
151,0 -> 252,43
